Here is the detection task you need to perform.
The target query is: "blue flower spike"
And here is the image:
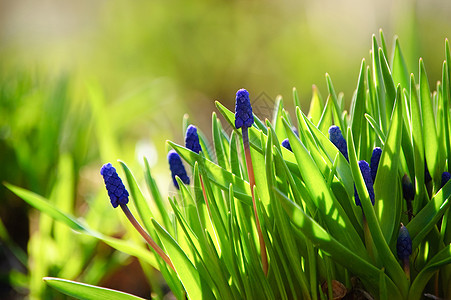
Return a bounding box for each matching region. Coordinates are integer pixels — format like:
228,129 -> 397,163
100,163 -> 129,208
100,163 -> 176,272
234,88 -> 268,275
397,223 -> 412,279
235,89 -> 254,129
441,171 -> 451,189
281,138 -> 292,151
168,150 -> 190,189
370,147 -> 382,182
354,160 -> 375,207
328,125 -> 348,161
185,125 -> 202,154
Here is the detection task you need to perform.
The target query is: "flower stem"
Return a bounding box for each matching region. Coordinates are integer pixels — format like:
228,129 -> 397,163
402,257 -> 410,281
242,128 -> 268,275
363,215 -> 374,262
199,175 -> 211,214
120,204 -> 175,272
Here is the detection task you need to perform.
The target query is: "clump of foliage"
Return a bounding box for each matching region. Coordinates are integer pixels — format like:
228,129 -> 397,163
7,31 -> 451,300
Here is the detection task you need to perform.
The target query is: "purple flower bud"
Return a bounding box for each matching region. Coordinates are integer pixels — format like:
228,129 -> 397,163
185,125 -> 202,154
354,160 -> 375,206
100,163 -> 129,208
168,150 -> 190,189
396,223 -> 412,260
402,174 -> 415,201
234,89 -> 254,129
370,147 -> 382,182
328,125 -> 348,161
281,138 -> 292,151
441,171 -> 451,189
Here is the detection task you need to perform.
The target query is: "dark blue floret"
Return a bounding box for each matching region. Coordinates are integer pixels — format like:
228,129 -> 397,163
100,163 -> 129,208
185,125 -> 202,154
397,223 -> 412,260
281,138 -> 292,151
402,174 -> 415,201
234,89 -> 254,129
441,171 -> 451,189
370,147 -> 382,182
354,160 -> 375,207
168,150 -> 190,189
328,125 -> 348,161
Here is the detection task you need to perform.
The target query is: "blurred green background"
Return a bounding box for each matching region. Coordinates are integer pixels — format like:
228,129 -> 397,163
1,0 -> 451,299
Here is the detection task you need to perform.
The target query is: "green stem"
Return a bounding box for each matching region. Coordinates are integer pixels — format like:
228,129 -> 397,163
199,175 -> 211,214
402,257 -> 410,281
120,204 -> 175,272
242,127 -> 268,275
363,215 -> 375,262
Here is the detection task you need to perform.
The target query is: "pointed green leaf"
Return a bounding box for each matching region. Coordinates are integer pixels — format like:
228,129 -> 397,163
44,277 -> 145,300
152,218 -> 214,300
419,58 -> 440,183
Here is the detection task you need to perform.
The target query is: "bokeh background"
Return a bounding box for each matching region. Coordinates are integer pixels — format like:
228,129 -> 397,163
1,0 -> 451,299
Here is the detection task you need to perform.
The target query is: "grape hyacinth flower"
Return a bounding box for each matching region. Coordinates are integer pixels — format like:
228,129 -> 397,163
354,160 -> 375,207
397,223 -> 412,279
370,147 -> 382,182
100,163 -> 129,208
328,125 -> 348,161
168,150 -> 190,189
185,125 -> 202,154
235,88 -> 268,275
281,138 -> 292,151
235,88 -> 254,129
441,171 -> 451,189
100,163 -> 175,271
185,124 -> 211,212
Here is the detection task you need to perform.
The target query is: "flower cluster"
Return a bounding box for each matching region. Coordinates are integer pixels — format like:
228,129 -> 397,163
354,160 -> 375,206
281,138 -> 292,151
100,163 -> 129,208
234,89 -> 254,129
328,125 -> 348,161
168,150 -> 190,189
185,125 -> 202,154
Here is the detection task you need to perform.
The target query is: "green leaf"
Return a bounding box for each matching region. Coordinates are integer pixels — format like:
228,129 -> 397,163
143,157 -> 172,231
293,87 -> 301,108
5,183 -> 158,268
374,85 -> 403,243
350,59 -> 367,157
419,58 -> 441,183
168,141 -> 252,206
325,74 -> 345,131
408,245 -> 451,300
152,218 -> 214,300
347,128 -> 408,298
407,179 -> 451,251
379,48 -> 396,119
275,189 -> 401,299
212,112 -> 229,170
371,34 -> 387,132
366,114 -> 385,145
391,37 -> 409,93
44,277 -> 145,300
409,74 -> 426,213
317,96 -> 333,135
119,161 -> 154,234
307,85 -> 324,125
283,118 -> 367,257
